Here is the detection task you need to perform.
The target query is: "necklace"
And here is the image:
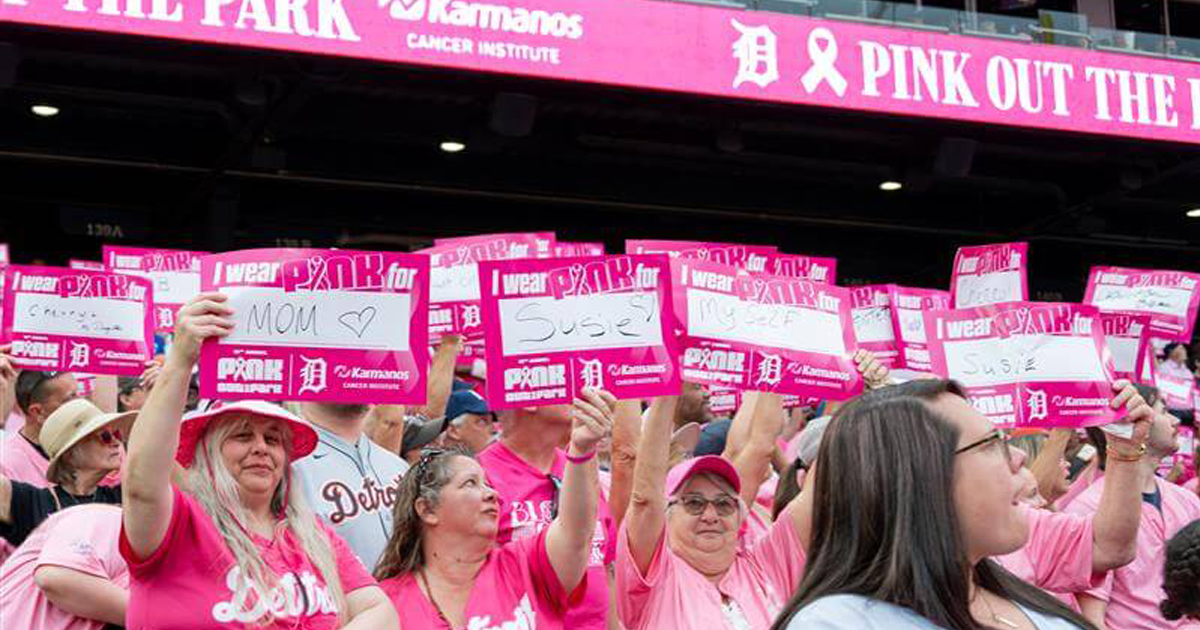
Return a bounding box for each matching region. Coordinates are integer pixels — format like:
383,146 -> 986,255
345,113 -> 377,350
978,592 -> 1020,629
419,569 -> 459,630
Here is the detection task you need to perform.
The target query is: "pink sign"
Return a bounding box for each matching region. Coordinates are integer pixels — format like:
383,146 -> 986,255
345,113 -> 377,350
555,241 -> 606,257
950,242 -> 1029,309
1158,371 -> 1197,410
672,259 -> 862,400
421,232 -> 556,365
199,248 -> 429,403
1084,266 -> 1200,340
1176,425 -> 1196,473
69,259 -> 106,271
626,240 -> 777,274
7,0 -> 1200,144
1099,313 -> 1153,382
766,254 -> 838,284
850,285 -> 897,367
0,244 -> 8,265
924,302 -> 1117,428
478,254 -> 681,408
890,286 -> 951,372
708,385 -> 739,415
1,265 -> 154,376
103,245 -> 210,333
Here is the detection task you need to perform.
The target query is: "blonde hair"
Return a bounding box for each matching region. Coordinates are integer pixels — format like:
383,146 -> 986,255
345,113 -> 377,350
185,416 -> 347,625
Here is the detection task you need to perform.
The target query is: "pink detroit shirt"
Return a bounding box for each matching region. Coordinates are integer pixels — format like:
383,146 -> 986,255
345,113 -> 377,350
0,504 -> 129,630
119,486 -> 375,630
994,506 -> 1101,608
478,441 -> 616,630
616,511 -> 807,630
379,529 -> 585,630
1066,475 -> 1200,630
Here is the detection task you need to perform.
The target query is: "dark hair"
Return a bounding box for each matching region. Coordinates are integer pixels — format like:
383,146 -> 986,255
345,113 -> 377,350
772,457 -> 803,521
1162,519 -> 1200,621
771,379 -> 1096,630
15,371 -> 65,414
374,446 -> 472,580
1086,383 -> 1159,472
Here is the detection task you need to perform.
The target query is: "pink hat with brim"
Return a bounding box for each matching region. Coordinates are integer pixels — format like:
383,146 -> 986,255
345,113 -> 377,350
665,454 -> 741,498
176,400 -> 318,468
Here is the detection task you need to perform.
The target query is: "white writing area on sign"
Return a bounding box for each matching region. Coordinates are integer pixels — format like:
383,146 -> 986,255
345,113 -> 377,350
430,264 -> 480,303
221,286 -> 411,350
897,309 -> 929,342
12,294 -> 144,340
1106,336 -> 1140,373
853,307 -> 894,343
117,270 -> 200,304
944,335 -> 1106,388
687,289 -> 846,356
1091,284 -> 1192,317
955,271 -> 1023,308
498,292 -> 662,356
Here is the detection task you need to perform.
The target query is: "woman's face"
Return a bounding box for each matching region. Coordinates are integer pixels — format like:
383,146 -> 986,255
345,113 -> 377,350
423,456 -> 500,538
220,417 -> 288,500
931,394 -> 1030,563
1169,345 -> 1188,364
70,421 -> 124,475
667,474 -> 741,571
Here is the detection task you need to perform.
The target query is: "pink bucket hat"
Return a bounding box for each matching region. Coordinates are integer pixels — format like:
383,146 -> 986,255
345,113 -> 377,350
176,400 -> 318,468
665,454 -> 741,498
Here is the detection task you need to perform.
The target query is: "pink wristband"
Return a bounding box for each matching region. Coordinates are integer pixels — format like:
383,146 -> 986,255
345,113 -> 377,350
565,450 -> 597,464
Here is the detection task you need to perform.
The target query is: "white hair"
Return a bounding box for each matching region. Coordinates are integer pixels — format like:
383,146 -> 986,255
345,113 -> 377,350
185,416 -> 347,625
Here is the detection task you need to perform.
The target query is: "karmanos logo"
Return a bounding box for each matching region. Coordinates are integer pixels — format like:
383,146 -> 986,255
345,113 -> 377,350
382,0 -> 584,39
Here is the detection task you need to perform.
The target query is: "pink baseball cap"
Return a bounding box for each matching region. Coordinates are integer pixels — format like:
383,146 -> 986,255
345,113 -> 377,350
665,454 -> 741,498
176,400 -> 318,468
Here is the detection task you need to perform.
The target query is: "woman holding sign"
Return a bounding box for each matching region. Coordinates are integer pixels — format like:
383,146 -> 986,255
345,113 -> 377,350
772,378 -> 1152,630
121,293 -> 398,629
372,389 -> 615,630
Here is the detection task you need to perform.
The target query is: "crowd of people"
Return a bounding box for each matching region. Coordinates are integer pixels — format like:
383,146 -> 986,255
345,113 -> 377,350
0,288 -> 1197,630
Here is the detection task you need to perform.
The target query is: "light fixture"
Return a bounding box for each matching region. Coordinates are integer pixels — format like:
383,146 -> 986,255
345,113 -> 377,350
439,141 -> 466,153
1187,208 -> 1200,218
31,104 -> 59,117
879,181 -> 903,191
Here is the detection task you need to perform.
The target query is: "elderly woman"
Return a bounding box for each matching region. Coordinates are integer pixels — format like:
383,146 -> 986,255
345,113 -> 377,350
121,293 -> 397,629
0,398 -> 134,548
773,379 -> 1151,630
372,388 -> 614,629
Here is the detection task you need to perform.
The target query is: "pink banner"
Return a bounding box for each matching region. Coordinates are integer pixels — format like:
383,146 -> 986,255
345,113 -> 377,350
950,242 -> 1029,309
555,241 -> 606,257
672,259 -> 862,400
1099,313 -> 1153,382
69,259 -> 106,271
7,0 -> 1200,145
199,248 -> 429,403
766,254 -> 838,284
626,240 -> 777,274
103,245 -> 210,333
1084,266 -> 1200,340
890,285 -> 951,372
850,284 -> 898,367
924,302 -> 1118,428
478,254 -> 681,408
1,265 -> 154,376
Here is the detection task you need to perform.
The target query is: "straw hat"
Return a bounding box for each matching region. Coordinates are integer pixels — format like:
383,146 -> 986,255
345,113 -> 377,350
40,399 -> 137,482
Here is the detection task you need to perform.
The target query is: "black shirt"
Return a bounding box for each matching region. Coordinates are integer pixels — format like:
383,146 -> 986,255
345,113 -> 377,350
0,481 -> 122,547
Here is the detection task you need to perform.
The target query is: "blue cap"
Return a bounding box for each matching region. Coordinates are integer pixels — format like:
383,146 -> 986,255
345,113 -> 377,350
452,378 -> 475,392
445,389 -> 490,423
693,418 -> 732,457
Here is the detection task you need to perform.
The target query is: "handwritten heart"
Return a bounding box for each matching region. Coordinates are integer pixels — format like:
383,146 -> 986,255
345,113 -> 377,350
338,307 -> 377,338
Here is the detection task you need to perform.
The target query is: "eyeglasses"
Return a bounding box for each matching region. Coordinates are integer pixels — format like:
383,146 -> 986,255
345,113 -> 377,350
669,493 -> 739,517
954,429 -> 1011,459
94,428 -> 123,446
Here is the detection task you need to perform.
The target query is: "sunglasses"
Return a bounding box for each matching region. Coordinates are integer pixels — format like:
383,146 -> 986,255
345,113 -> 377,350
548,474 -> 562,520
669,493 -> 739,517
954,429 -> 1011,460
94,428 -> 123,446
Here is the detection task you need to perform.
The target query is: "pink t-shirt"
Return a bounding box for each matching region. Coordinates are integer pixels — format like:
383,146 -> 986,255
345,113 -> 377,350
1184,477 -> 1198,494
1057,461 -> 1101,511
379,529 -> 585,630
0,431 -> 52,487
1066,475 -> 1200,630
994,506 -> 1100,607
756,474 -> 778,511
0,504 -> 129,630
119,486 -> 375,630
478,441 -> 616,630
616,513 -> 807,630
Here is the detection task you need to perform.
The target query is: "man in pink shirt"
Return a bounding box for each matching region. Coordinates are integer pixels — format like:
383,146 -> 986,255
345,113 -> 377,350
478,402 -> 616,630
1068,398 -> 1200,630
0,370 -> 80,487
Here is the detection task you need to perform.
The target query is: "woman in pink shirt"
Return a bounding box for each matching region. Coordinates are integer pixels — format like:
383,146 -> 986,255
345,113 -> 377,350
617,395 -> 809,630
1161,519 -> 1200,622
121,293 -> 398,630
373,389 -> 615,630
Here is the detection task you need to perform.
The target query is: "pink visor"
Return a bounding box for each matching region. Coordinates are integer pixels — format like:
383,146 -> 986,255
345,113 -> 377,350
665,454 -> 741,498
